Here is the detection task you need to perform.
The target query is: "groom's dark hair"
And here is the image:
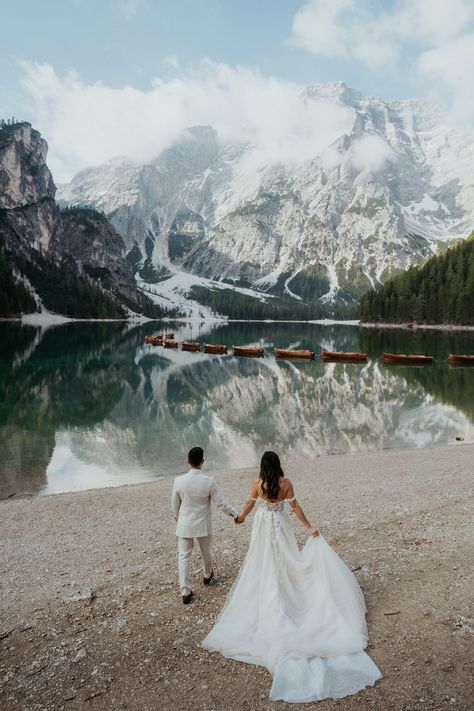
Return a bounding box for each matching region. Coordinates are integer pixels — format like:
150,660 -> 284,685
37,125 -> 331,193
188,446 -> 204,467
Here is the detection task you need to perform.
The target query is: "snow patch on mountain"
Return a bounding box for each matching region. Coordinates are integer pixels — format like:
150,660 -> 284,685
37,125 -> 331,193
57,83 -> 474,305
137,269 -> 274,320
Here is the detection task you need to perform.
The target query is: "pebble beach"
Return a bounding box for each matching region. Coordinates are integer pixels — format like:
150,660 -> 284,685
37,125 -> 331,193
1,443 -> 473,710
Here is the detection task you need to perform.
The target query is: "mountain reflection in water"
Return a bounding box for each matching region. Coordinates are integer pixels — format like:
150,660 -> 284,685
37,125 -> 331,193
0,321 -> 473,496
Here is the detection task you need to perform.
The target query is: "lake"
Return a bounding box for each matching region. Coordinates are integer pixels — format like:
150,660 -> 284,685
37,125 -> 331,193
1,321 -> 473,497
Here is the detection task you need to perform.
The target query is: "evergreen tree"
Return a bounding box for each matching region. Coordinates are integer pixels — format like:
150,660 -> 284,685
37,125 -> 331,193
360,233 -> 474,325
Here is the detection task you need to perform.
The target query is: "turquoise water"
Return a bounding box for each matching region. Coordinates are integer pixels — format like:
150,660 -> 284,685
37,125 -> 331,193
1,321 -> 473,496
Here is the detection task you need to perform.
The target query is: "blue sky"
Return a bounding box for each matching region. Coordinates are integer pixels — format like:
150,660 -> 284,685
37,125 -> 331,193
2,0 -> 426,107
2,0 -> 473,180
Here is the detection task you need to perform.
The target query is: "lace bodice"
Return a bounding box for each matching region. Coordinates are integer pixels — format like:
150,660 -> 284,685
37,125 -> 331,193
252,496 -> 295,513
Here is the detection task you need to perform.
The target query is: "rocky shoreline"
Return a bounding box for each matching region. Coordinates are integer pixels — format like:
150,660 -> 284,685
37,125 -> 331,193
361,322 -> 474,332
1,444 -> 473,710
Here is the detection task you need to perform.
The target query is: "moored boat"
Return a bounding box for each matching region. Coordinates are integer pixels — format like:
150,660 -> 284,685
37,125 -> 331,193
182,341 -> 201,352
233,346 -> 264,358
449,354 -> 474,364
164,339 -> 178,349
321,350 -> 367,362
383,352 -> 433,364
204,343 -> 228,355
145,335 -> 163,346
275,348 -> 315,359
164,332 -> 175,339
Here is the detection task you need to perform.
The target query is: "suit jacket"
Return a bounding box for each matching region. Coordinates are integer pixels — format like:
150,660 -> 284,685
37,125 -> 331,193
172,468 -> 237,538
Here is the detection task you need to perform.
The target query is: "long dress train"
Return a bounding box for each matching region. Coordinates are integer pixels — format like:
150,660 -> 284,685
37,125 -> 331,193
202,498 -> 381,703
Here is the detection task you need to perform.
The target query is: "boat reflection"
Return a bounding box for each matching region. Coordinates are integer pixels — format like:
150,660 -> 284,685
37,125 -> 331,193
0,321 -> 473,496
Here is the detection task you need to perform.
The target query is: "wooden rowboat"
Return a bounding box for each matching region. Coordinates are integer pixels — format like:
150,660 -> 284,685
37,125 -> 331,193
233,346 -> 264,358
164,339 -> 178,349
449,354 -> 474,364
321,350 -> 367,362
275,348 -> 315,359
145,335 -> 163,346
383,352 -> 433,364
181,341 -> 201,353
204,343 -> 228,355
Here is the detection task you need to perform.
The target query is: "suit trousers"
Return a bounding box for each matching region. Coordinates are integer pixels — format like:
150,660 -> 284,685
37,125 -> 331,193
177,534 -> 213,595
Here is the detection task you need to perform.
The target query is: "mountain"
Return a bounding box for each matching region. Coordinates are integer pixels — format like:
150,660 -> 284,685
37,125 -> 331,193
58,82 -> 474,313
360,232 -> 474,325
0,121 -> 164,318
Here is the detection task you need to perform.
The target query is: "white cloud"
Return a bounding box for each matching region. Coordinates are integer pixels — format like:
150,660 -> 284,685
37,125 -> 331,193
288,0 -> 399,69
351,134 -> 396,173
19,60 -> 355,181
289,0 -> 354,58
289,0 -> 474,123
417,32 -> 474,126
117,0 -> 144,20
396,0 -> 474,45
289,0 -> 474,65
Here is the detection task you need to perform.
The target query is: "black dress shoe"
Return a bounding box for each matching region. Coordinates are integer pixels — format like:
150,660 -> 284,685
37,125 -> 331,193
182,591 -> 193,604
203,570 -> 214,585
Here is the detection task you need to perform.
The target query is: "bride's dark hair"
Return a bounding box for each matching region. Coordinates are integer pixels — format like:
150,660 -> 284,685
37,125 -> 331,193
260,451 -> 283,500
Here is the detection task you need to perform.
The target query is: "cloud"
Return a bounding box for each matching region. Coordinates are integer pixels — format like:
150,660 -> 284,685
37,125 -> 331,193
289,0 -> 354,59
417,33 -> 474,125
289,0 -> 474,66
117,0 -> 144,20
351,134 -> 396,174
396,0 -> 474,45
19,60 -> 355,182
289,0 -> 474,123
288,0 -> 399,69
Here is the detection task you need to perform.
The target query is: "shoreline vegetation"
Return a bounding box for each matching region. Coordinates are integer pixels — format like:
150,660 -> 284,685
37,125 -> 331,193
361,321 -> 474,332
1,444 -> 473,709
360,233 -> 474,328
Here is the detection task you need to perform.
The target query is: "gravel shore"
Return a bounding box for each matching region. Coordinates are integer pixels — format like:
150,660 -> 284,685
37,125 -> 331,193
1,444 -> 473,711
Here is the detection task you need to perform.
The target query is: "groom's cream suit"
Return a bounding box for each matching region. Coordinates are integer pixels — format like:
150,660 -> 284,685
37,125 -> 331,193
172,467 -> 237,595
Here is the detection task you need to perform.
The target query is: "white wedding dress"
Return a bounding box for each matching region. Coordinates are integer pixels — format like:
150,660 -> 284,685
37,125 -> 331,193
202,498 -> 382,703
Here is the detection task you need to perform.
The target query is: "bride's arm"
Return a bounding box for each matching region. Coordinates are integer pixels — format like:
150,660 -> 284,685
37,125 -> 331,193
286,481 -> 319,537
236,480 -> 259,523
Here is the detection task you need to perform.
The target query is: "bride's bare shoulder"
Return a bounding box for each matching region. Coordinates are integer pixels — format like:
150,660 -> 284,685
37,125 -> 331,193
250,478 -> 261,494
280,476 -> 293,492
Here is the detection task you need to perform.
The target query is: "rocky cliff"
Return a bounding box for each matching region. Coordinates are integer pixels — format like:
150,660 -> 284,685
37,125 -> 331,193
61,207 -> 144,307
0,122 -> 160,317
58,83 -> 474,310
0,123 -> 61,258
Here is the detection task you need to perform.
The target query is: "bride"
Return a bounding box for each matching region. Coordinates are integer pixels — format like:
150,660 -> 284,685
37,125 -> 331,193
202,451 -> 382,703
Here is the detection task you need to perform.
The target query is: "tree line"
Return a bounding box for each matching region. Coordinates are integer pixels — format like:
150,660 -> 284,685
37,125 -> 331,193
360,232 -> 474,325
0,117 -> 24,131
190,285 -> 359,321
0,248 -> 37,317
60,205 -> 107,219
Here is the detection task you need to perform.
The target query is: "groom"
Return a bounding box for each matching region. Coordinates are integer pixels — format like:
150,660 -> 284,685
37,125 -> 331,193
171,446 -> 239,604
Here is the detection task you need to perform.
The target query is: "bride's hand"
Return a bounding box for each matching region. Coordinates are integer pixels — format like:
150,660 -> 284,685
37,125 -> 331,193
308,526 -> 320,537
235,515 -> 245,524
